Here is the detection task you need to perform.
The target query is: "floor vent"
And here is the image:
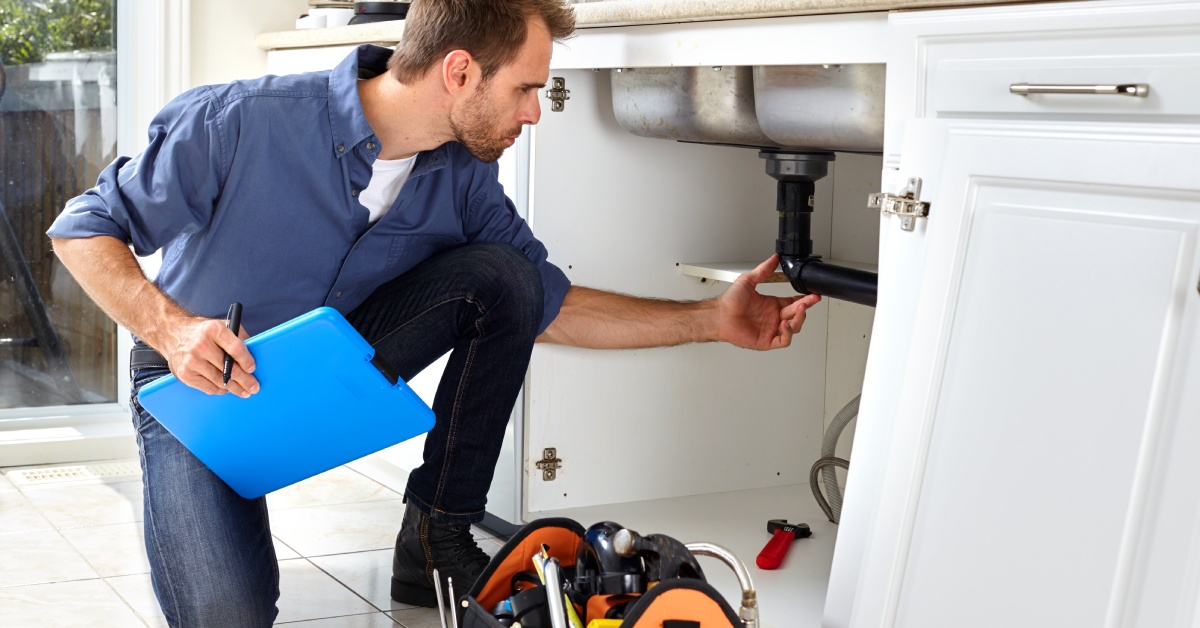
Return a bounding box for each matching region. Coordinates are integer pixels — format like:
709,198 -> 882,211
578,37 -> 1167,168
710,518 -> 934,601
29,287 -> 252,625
6,460 -> 140,487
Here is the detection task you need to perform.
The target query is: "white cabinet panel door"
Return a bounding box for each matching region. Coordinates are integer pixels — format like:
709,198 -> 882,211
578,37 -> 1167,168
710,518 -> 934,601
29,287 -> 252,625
846,119 -> 1200,628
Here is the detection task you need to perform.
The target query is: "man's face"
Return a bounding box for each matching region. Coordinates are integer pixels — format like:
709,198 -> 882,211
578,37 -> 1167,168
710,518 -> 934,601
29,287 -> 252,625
449,20 -> 552,163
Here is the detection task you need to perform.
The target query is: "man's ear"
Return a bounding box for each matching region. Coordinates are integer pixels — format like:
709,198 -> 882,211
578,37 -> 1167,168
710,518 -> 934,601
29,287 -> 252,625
442,50 -> 476,96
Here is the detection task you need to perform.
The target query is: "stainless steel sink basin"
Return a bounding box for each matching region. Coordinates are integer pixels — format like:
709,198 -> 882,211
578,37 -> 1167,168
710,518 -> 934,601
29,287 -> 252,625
753,64 -> 884,152
609,64 -> 884,152
610,66 -> 780,147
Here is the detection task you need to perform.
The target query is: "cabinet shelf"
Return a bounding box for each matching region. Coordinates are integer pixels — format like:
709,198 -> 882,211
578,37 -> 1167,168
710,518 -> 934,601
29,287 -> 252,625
529,483 -> 837,628
680,260 -> 879,284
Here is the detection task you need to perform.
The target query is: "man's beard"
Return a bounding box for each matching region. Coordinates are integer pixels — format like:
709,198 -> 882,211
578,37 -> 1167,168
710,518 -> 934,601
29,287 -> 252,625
449,89 -> 521,164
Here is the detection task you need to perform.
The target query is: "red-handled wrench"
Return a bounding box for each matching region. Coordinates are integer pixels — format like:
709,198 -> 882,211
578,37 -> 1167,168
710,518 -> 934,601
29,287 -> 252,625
756,519 -> 812,570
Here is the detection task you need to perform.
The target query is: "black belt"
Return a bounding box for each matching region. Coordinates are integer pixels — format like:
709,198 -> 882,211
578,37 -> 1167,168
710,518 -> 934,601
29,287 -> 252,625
130,345 -> 169,369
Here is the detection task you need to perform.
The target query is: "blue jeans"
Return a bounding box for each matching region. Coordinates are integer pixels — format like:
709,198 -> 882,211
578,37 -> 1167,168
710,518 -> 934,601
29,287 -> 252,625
130,243 -> 544,627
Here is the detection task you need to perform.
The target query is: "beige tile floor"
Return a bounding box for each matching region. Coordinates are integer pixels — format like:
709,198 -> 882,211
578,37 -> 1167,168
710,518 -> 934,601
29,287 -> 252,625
0,461 -> 505,627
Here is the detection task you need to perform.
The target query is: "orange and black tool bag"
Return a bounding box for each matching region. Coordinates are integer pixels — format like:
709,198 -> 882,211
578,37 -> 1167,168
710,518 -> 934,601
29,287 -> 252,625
458,518 -> 744,628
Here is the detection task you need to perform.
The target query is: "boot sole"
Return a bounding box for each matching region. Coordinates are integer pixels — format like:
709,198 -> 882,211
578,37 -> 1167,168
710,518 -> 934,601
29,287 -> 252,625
391,576 -> 438,608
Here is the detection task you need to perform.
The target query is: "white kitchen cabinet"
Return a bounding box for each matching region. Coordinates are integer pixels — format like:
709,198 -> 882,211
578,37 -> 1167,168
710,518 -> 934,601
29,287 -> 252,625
828,2 -> 1200,627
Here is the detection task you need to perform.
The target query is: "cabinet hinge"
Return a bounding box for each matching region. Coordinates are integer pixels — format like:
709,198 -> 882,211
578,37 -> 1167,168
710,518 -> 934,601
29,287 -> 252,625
869,177 -> 930,232
545,77 -> 570,112
535,447 -> 562,481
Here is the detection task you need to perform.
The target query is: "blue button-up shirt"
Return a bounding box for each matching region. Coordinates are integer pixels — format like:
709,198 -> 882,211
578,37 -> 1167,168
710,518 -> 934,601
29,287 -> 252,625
47,45 -> 569,336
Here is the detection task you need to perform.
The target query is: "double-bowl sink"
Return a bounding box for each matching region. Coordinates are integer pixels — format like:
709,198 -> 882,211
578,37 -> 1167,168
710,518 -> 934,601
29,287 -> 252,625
609,64 -> 885,153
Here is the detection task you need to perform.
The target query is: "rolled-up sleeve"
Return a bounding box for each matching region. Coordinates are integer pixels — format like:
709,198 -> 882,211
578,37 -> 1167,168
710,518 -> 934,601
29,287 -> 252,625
463,162 -> 570,334
47,86 -> 229,256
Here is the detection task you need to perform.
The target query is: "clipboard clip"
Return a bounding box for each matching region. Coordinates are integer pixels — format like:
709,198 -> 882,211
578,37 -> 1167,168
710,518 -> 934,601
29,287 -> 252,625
370,354 -> 400,386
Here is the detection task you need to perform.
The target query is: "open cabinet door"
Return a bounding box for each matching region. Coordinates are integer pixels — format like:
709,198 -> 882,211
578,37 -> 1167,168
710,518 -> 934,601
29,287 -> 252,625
831,118 -> 1200,628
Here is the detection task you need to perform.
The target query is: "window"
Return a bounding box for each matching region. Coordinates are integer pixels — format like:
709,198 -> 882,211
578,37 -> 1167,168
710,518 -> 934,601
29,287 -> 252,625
0,0 -> 118,409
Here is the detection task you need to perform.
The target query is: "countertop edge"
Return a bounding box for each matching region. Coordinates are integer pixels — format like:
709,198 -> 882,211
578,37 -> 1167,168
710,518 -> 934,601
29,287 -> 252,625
564,0 -> 1013,28
256,0 -> 1036,51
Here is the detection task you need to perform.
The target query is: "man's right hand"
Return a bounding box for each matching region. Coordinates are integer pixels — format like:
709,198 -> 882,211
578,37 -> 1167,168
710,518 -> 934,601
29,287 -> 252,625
161,316 -> 259,397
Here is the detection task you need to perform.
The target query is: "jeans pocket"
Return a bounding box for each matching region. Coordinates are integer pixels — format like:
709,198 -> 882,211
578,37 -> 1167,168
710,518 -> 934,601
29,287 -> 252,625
130,367 -> 171,432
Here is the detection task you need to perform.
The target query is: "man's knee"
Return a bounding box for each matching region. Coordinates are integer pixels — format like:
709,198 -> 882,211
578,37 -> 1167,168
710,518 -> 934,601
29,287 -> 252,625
458,243 -> 544,330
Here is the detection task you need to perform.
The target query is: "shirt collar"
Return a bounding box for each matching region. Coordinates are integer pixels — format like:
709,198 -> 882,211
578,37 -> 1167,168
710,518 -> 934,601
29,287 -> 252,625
327,44 -> 450,172
328,44 -> 391,159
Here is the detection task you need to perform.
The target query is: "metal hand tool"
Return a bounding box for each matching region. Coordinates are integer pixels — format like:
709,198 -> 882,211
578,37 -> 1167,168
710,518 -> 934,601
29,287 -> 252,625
541,557 -> 569,628
447,576 -> 459,628
433,568 -> 447,628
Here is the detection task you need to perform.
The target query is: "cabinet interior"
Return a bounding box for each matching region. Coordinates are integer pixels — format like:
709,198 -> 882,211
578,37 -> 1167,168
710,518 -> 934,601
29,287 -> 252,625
523,68 -> 882,624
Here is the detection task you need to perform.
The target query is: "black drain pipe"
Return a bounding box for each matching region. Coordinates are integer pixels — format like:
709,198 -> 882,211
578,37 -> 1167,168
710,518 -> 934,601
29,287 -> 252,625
761,151 -> 878,308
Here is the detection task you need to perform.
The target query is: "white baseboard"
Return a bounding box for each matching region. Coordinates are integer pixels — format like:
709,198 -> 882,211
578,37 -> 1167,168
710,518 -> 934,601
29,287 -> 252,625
0,419 -> 138,467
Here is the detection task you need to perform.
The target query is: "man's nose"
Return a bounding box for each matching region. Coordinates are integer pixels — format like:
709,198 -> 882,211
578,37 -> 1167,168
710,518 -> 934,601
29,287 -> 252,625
519,93 -> 541,126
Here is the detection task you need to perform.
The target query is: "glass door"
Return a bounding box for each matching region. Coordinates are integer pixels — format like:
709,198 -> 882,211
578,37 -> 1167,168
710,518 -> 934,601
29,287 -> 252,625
0,1 -> 123,428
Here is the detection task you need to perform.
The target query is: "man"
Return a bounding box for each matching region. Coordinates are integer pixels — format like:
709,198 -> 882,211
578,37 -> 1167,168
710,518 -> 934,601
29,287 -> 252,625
48,0 -> 821,625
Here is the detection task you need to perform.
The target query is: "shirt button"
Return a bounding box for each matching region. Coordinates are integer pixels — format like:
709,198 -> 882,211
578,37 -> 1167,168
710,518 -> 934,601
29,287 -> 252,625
351,189 -> 359,197
366,142 -> 376,151
336,291 -> 343,298
337,144 -> 345,153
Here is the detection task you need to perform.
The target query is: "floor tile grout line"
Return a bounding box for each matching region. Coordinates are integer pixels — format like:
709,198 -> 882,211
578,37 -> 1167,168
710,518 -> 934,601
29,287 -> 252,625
58,526 -> 120,580
267,495 -> 406,513
304,555 -> 401,614
0,574 -> 106,590
274,534 -> 302,557
339,463 -> 410,516
100,575 -> 156,628
285,547 -> 395,560
0,527 -> 104,588
347,462 -> 405,486
8,482 -> 143,509
10,478 -> 146,531
275,610 -> 402,625
294,546 -> 394,559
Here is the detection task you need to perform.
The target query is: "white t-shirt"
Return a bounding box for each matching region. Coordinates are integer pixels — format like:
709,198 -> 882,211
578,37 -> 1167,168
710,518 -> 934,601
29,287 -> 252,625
360,155 -> 418,224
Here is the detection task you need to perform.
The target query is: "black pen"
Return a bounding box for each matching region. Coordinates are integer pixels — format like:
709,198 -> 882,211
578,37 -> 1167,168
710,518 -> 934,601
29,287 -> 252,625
222,302 -> 242,386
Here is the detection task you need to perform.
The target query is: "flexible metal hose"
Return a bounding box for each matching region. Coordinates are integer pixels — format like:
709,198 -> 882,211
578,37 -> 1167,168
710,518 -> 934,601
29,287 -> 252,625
810,456 -> 850,524
815,394 -> 859,522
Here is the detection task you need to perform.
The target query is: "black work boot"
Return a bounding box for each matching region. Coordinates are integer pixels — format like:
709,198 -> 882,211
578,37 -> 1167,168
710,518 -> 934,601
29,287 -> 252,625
391,501 -> 491,607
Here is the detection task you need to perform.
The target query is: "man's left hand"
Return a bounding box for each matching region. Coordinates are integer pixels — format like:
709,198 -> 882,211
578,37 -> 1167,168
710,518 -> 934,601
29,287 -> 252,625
716,254 -> 822,351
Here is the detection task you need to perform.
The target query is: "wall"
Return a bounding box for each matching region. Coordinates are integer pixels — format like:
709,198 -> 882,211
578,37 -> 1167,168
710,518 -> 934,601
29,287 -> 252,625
189,0 -> 309,88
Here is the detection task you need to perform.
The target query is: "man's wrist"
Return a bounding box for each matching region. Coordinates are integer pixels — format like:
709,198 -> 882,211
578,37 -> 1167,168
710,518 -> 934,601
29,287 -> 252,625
695,298 -> 723,344
135,296 -> 193,354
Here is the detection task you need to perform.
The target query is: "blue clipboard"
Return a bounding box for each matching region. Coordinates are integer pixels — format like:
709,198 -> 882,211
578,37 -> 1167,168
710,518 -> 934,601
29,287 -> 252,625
137,307 -> 434,499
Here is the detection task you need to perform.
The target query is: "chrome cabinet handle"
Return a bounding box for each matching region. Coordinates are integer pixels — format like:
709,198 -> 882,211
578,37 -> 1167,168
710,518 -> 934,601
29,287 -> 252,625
1010,83 -> 1149,97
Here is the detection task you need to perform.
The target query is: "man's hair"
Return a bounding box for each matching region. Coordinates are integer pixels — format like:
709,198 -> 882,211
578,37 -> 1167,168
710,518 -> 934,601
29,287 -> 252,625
388,0 -> 575,85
